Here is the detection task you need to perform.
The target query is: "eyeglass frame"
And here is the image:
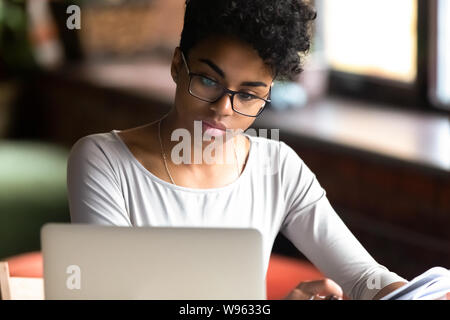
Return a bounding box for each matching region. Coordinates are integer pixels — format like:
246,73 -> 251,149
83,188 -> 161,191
180,50 -> 272,118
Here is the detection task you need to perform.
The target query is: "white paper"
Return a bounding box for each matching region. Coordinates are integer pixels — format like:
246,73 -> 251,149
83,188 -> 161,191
381,267 -> 450,300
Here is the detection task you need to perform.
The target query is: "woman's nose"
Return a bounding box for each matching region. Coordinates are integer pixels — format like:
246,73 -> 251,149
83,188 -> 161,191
210,93 -> 235,116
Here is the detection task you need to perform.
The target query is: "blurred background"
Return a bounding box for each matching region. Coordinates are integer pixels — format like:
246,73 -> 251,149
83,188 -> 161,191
0,0 -> 449,280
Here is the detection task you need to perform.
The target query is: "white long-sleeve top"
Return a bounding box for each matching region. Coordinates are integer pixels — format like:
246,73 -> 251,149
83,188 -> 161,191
67,129 -> 407,300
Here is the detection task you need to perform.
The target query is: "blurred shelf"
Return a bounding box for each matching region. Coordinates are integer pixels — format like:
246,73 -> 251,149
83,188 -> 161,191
255,98 -> 450,175
51,57 -> 176,105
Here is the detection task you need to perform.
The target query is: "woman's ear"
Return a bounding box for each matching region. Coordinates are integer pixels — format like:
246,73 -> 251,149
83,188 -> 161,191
170,47 -> 183,83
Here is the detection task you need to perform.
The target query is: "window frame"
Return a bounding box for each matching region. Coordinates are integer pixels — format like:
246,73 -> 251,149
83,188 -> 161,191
429,0 -> 450,111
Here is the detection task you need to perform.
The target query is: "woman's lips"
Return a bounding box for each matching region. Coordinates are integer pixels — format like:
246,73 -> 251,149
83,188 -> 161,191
202,120 -> 227,130
202,121 -> 227,137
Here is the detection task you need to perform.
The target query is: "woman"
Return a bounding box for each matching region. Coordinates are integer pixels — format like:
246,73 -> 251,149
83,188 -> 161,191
67,0 -> 408,300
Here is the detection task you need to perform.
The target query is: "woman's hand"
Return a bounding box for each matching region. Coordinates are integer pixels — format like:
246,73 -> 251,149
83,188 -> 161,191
283,278 -> 344,300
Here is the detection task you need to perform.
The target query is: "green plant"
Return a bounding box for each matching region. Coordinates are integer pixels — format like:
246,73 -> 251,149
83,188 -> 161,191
0,0 -> 38,79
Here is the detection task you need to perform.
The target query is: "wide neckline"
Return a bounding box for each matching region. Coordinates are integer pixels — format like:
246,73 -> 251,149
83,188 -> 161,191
111,129 -> 254,193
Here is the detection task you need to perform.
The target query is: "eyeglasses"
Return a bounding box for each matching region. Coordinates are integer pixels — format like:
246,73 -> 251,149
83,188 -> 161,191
181,51 -> 271,117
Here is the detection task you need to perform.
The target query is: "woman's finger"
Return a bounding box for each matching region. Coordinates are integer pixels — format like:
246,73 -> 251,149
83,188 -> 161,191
284,288 -> 313,300
296,279 -> 344,299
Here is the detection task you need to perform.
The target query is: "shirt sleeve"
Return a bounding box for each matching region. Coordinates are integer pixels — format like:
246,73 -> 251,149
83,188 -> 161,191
278,141 -> 408,300
67,135 -> 132,226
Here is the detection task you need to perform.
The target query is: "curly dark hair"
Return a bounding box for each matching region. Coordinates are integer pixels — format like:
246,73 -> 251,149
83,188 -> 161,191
180,0 -> 317,81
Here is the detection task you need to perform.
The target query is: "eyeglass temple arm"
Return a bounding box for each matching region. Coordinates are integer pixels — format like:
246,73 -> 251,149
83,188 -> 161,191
180,50 -> 190,74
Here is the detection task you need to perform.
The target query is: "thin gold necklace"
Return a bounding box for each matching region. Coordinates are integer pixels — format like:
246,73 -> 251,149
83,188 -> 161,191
158,118 -> 241,186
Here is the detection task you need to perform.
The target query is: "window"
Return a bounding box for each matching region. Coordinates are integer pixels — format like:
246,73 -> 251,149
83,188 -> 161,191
317,0 -> 449,112
323,0 -> 417,83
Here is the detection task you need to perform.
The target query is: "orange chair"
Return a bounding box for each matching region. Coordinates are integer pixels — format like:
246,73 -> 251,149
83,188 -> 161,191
1,251 -> 324,300
266,254 -> 324,299
5,251 -> 43,278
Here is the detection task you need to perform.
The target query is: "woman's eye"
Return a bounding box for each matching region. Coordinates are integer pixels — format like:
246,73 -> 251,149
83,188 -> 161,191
237,92 -> 256,100
200,77 -> 218,87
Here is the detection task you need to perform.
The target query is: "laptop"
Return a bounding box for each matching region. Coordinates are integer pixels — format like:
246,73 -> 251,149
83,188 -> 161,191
40,223 -> 265,300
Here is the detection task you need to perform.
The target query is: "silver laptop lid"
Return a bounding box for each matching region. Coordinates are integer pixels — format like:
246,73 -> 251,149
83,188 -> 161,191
41,223 -> 265,300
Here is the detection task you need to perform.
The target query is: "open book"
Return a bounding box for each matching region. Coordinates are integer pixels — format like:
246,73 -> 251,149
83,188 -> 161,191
381,267 -> 450,300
